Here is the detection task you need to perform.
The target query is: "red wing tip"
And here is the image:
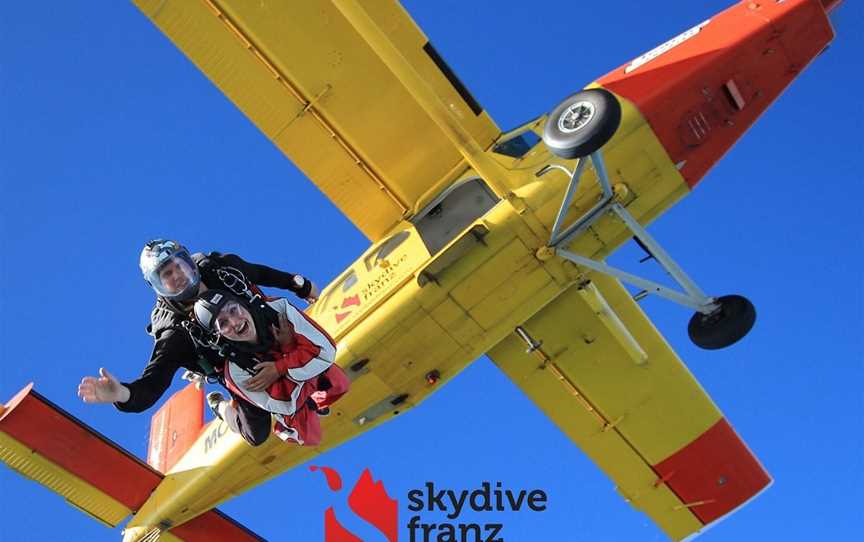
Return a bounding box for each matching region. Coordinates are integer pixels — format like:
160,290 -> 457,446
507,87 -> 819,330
653,417 -> 772,525
680,475 -> 774,542
1,382 -> 35,422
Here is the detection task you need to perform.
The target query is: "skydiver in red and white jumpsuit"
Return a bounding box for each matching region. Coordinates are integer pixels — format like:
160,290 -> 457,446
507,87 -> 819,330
194,289 -> 349,446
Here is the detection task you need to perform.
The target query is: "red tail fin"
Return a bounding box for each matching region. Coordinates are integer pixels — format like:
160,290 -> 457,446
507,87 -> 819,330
147,383 -> 205,473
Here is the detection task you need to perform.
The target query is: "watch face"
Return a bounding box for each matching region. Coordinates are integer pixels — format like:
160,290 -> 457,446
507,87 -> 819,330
293,276 -> 306,288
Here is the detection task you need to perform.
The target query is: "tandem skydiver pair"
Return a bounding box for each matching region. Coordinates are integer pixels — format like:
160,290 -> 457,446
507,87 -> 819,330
77,239 -> 349,447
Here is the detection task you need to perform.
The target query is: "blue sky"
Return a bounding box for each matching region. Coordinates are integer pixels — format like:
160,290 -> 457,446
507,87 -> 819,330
1,1 -> 861,541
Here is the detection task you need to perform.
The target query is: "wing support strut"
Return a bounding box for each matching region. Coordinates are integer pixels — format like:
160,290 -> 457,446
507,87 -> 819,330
538,151 -> 720,315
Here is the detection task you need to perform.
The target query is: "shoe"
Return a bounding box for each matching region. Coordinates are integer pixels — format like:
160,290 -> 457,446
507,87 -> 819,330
207,391 -> 225,420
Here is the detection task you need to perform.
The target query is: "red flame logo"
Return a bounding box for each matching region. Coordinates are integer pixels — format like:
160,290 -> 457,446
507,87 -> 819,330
311,466 -> 398,542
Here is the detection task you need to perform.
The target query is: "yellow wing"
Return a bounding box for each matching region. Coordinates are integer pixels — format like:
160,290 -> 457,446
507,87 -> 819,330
132,0 -> 500,241
487,274 -> 771,541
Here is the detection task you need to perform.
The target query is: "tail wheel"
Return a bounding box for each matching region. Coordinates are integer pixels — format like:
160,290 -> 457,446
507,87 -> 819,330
688,295 -> 757,350
542,88 -> 622,159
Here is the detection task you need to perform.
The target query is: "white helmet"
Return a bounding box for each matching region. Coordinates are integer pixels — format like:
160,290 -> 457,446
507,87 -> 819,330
139,239 -> 200,301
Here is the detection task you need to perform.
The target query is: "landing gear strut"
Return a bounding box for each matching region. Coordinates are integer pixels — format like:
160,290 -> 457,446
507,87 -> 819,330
539,90 -> 755,350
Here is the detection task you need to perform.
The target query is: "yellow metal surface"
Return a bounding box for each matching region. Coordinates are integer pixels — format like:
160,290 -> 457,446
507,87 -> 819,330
330,0 -> 511,199
576,281 -> 648,365
0,430 -> 131,527
487,276 -> 720,541
310,224 -> 429,338
132,0 -> 500,241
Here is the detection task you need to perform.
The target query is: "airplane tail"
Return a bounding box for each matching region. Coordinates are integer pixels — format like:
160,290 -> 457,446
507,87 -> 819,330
0,383 -> 263,541
596,0 -> 837,189
146,382 -> 205,474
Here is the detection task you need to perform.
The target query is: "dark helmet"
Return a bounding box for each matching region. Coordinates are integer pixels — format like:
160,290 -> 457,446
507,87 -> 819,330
193,289 -> 245,332
194,289 -> 279,353
139,239 -> 201,301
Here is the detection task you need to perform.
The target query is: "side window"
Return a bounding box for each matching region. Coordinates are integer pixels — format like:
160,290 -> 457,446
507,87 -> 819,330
365,231 -> 410,271
492,129 -> 541,158
340,270 -> 358,292
412,177 -> 498,255
317,269 -> 357,312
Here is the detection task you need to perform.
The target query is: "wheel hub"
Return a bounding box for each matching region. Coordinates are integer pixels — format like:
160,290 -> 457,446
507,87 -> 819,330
558,101 -> 595,133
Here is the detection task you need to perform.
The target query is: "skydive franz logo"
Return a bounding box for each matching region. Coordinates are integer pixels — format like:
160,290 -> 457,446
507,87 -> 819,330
310,467 -> 548,542
310,466 -> 399,542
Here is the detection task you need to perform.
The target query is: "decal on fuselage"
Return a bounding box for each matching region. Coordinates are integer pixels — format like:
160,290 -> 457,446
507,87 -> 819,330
360,253 -> 411,304
625,19 -> 711,73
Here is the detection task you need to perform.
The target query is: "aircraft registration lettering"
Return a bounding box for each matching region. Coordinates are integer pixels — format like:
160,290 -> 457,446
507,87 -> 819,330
625,20 -> 711,73
203,420 -> 230,454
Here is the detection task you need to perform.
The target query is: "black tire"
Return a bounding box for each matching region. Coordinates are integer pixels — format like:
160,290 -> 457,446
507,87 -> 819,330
542,88 -> 622,159
688,295 -> 757,350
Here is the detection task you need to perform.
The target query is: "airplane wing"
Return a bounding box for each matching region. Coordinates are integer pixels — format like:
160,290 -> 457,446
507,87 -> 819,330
0,384 -> 263,541
132,0 -> 500,241
486,274 -> 771,541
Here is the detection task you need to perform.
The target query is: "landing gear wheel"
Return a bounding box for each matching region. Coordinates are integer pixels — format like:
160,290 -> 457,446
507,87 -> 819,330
542,88 -> 622,159
688,295 -> 756,350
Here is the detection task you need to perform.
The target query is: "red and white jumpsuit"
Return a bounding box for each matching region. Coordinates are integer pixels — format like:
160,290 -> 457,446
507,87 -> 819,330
222,298 -> 349,446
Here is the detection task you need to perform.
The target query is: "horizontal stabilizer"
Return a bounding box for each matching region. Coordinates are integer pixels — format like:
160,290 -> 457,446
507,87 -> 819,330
0,384 -> 162,527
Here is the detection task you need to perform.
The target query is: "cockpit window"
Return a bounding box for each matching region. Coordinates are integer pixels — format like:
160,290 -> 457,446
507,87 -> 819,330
492,129 -> 541,158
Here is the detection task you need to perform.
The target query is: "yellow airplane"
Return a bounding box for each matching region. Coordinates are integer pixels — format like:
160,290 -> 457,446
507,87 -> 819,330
0,0 -> 842,540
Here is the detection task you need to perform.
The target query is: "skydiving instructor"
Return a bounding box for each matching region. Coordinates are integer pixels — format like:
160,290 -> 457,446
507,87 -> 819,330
77,239 -> 321,446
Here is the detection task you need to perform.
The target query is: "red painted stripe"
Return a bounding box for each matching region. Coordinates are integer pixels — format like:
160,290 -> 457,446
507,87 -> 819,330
170,509 -> 265,541
0,384 -> 162,510
597,0 -> 834,188
341,295 -> 360,308
653,418 -> 771,525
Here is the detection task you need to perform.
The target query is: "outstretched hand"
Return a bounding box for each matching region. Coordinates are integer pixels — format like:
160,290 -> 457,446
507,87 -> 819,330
270,313 -> 296,350
78,368 -> 130,404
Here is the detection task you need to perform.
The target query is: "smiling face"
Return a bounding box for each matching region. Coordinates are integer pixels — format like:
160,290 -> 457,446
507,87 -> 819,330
215,301 -> 258,343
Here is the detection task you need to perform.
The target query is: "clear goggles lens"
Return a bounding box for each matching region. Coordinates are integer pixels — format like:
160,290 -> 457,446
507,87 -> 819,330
148,252 -> 199,298
215,302 -> 245,335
